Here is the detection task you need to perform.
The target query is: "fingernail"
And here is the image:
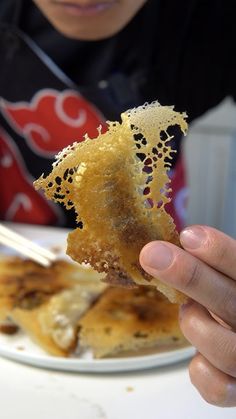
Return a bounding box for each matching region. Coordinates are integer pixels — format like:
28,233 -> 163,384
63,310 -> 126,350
180,226 -> 207,249
141,243 -> 173,271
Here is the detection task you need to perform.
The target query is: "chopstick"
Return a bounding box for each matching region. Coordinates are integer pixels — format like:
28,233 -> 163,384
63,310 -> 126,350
0,224 -> 57,267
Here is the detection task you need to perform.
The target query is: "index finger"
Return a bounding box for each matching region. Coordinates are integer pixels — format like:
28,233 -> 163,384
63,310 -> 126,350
139,241 -> 236,328
180,225 -> 236,280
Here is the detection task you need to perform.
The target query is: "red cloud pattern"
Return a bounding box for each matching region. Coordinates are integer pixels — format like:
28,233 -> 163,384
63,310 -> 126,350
0,88 -> 187,228
1,89 -> 106,157
0,128 -> 62,224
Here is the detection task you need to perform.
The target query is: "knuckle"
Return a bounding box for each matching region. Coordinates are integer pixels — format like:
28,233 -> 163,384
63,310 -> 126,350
184,260 -> 202,290
223,350 -> 236,378
180,319 -> 194,342
189,357 -> 229,407
222,291 -> 236,328
179,307 -> 195,336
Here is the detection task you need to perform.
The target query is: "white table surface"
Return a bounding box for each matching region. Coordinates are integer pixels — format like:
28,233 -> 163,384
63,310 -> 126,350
0,223 -> 235,418
0,355 -> 236,419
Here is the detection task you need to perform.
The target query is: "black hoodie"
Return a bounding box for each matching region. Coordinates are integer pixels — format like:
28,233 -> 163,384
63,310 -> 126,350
0,0 -> 235,227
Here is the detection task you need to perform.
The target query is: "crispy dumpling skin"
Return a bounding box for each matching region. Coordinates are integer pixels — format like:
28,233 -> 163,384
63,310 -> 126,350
0,256 -> 106,355
77,286 -> 188,358
34,102 -> 188,303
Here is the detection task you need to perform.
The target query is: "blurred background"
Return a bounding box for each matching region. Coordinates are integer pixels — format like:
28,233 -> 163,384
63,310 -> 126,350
184,98 -> 236,238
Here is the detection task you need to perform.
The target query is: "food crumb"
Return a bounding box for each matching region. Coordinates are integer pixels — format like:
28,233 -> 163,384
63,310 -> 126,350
126,386 -> 134,392
16,346 -> 25,351
50,245 -> 63,254
0,324 -> 19,335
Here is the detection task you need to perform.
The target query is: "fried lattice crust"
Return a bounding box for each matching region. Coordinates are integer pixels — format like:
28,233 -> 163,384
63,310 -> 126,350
34,102 -> 188,303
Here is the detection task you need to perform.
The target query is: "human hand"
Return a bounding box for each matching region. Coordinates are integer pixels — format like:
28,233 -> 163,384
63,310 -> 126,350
139,225 -> 236,407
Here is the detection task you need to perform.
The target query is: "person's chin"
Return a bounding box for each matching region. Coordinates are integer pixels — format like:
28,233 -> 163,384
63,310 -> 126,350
52,20 -> 126,40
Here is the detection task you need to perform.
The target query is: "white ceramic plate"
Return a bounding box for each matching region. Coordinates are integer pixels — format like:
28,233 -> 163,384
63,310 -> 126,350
0,332 -> 195,373
0,223 -> 195,372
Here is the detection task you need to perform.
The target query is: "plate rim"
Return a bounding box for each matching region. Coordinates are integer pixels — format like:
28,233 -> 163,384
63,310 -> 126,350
0,338 -> 195,372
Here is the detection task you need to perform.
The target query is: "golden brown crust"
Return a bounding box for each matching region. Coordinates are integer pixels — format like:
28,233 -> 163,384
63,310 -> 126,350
0,256 -> 106,355
78,286 -> 188,358
0,257 -> 78,318
0,256 -> 188,358
11,305 -> 68,357
34,102 -> 188,303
